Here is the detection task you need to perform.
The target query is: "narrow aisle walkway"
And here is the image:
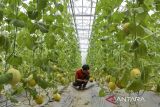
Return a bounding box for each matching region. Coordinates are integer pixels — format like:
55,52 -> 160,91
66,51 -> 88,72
69,85 -> 92,107
50,82 -> 114,107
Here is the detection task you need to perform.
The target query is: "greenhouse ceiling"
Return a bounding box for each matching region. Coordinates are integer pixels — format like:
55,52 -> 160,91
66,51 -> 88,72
68,0 -> 97,64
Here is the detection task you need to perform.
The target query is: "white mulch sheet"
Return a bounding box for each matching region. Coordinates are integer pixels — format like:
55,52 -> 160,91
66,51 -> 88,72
0,82 -> 160,107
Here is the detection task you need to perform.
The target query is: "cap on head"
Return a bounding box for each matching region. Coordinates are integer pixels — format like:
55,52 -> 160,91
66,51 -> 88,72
82,64 -> 89,70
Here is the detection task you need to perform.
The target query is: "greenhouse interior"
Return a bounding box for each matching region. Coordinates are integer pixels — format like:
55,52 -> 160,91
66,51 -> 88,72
0,0 -> 160,107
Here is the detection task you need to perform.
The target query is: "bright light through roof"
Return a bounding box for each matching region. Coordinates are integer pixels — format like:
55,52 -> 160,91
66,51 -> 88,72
68,0 -> 97,64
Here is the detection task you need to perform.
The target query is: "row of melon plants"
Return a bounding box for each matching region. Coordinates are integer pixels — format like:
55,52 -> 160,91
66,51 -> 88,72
0,0 -> 81,105
87,0 -> 160,96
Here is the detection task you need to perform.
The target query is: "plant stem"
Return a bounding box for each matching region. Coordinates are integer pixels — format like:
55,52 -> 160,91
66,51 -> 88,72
119,43 -> 122,67
44,89 -> 50,105
25,90 -> 31,105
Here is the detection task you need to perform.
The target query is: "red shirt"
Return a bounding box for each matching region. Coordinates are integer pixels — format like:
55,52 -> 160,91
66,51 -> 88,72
75,69 -> 90,80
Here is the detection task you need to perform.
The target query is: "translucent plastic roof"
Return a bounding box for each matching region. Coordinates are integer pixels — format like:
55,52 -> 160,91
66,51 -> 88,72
68,0 -> 97,64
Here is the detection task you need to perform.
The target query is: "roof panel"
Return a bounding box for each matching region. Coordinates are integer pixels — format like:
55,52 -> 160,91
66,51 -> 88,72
68,0 -> 97,64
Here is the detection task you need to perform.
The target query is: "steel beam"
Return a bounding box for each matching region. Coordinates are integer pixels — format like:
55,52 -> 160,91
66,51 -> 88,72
76,18 -> 94,20
79,42 -> 89,44
75,14 -> 94,17
79,36 -> 89,38
80,47 -> 88,49
80,50 -> 87,53
69,0 -> 79,40
80,49 -> 88,50
87,0 -> 93,39
77,28 -> 90,30
68,6 -> 96,8
89,0 -> 98,42
79,39 -> 89,40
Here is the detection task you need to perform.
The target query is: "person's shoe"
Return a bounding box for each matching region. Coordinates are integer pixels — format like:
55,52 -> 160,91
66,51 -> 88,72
81,86 -> 86,90
72,82 -> 76,86
81,87 -> 85,90
78,86 -> 82,90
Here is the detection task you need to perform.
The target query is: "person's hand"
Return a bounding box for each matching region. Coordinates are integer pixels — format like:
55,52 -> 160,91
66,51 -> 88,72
77,79 -> 85,82
83,80 -> 88,82
77,79 -> 88,82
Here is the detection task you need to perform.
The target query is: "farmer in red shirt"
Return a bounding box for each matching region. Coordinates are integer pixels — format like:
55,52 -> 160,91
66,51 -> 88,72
73,64 -> 90,90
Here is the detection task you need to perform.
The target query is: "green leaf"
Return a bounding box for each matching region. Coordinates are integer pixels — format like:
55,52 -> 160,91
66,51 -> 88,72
155,3 -> 160,11
11,19 -> 25,28
126,78 -> 144,92
124,41 -> 131,52
130,38 -> 147,56
17,29 -> 30,47
43,15 -> 55,24
25,35 -> 36,50
127,23 -> 137,35
116,30 -> 126,42
4,0 -> 21,5
112,12 -> 124,23
131,39 -> 139,50
34,56 -> 48,68
136,25 -> 146,36
36,77 -> 48,89
144,0 -> 154,7
137,0 -> 144,4
5,18 -> 12,23
55,28 -> 65,37
45,34 -> 56,49
140,25 -> 153,35
0,35 -> 6,47
4,5 -> 16,19
99,88 -> 106,97
0,85 -> 4,91
136,11 -> 149,24
27,22 -> 38,34
37,0 -> 48,11
22,2 -> 28,9
0,73 -> 12,84
0,35 -> 10,51
0,10 -> 3,21
27,10 -> 38,20
133,7 -> 144,14
27,88 -> 38,98
55,3 -> 64,13
135,39 -> 147,56
0,3 -> 4,10
18,30 -> 37,49
18,12 -> 28,22
55,15 -> 63,23
7,55 -> 22,66
36,22 -> 49,33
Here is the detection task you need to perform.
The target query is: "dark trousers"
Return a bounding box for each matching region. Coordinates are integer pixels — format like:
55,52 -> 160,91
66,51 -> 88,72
73,80 -> 88,88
